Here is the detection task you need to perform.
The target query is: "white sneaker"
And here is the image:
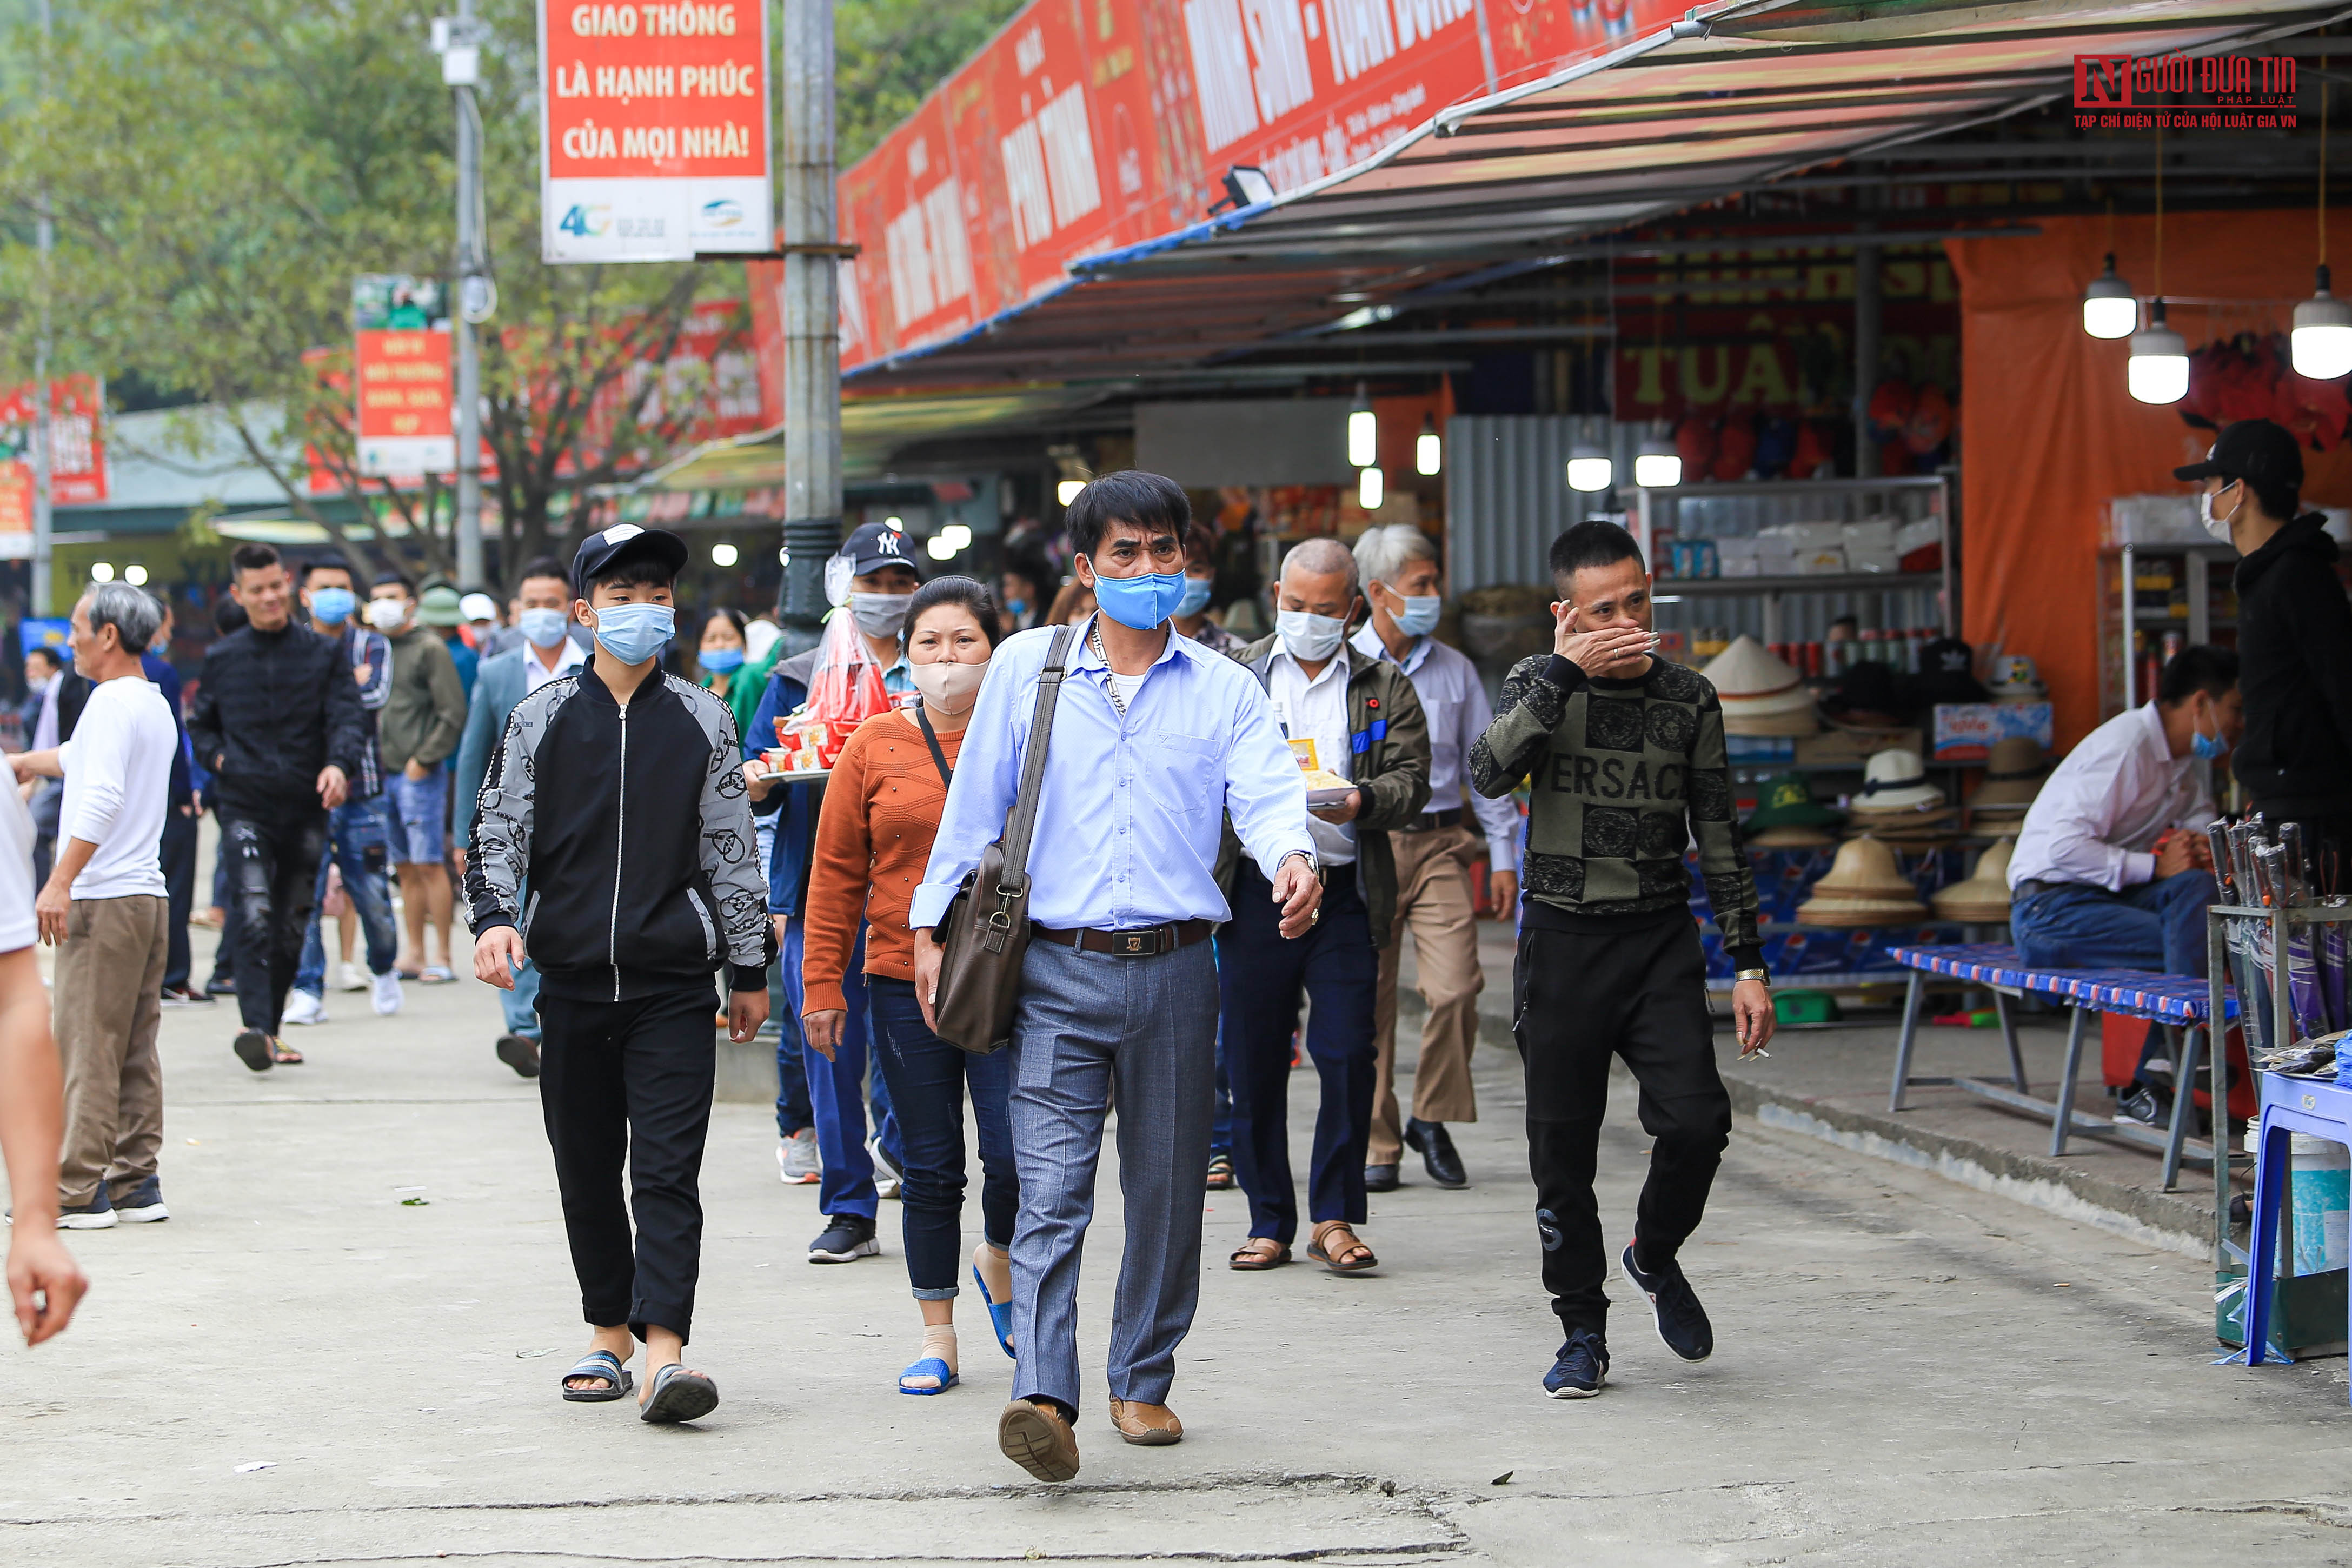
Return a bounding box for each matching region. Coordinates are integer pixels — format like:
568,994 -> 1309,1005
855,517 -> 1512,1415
776,1127 -> 820,1185
339,962 -> 371,993
868,1135 -> 903,1201
282,990 -> 328,1026
371,971 -> 404,1016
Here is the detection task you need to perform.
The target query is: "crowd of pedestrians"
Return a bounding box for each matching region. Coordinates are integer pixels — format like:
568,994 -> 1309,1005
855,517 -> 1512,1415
0,474 -> 1783,1472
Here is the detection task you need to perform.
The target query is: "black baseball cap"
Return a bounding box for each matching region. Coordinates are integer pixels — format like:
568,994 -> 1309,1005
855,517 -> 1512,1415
572,523 -> 688,595
836,520 -> 917,577
2174,418 -> 2304,488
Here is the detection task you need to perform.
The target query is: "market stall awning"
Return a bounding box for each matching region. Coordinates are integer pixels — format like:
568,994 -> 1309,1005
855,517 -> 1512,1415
846,0 -> 2344,394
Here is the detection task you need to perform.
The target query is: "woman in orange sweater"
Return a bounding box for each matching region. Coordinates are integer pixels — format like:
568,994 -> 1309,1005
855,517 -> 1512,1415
802,576 -> 1015,1395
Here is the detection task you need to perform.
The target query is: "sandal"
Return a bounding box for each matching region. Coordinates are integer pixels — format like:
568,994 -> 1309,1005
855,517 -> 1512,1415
1228,1237 -> 1291,1271
420,966 -> 456,985
1205,1153 -> 1236,1190
898,1356 -> 958,1395
1307,1221 -> 1378,1275
270,1040 -> 304,1065
561,1349 -> 634,1403
639,1362 -> 720,1424
972,1247 -> 1016,1360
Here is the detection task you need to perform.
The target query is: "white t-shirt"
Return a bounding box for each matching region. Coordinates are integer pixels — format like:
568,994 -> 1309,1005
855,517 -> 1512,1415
0,781 -> 36,952
58,676 -> 175,900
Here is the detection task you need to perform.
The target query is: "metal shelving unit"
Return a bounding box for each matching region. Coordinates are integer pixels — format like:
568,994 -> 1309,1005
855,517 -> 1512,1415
2097,540 -> 2237,719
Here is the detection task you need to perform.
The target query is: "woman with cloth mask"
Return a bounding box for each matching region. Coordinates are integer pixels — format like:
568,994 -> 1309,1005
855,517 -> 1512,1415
800,576 -> 1018,1396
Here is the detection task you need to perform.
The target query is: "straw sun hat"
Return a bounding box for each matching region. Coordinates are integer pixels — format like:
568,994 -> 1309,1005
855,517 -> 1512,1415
1795,835 -> 1929,926
1967,736 -> 2048,816
1847,748 -> 1945,813
1932,838 -> 2015,923
1703,636 -> 1819,737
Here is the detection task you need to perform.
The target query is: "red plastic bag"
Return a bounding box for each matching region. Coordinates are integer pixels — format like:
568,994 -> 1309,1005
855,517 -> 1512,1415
801,610 -> 894,767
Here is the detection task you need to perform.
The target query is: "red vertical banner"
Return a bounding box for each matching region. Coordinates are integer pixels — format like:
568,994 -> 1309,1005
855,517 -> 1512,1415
0,376 -> 110,533
355,330 -> 457,476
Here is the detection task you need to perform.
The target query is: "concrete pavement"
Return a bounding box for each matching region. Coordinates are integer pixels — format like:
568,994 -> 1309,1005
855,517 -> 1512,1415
4,932 -> 2350,1566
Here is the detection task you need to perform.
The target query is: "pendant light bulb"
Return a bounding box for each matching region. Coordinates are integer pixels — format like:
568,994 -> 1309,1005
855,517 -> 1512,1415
2082,253 -> 2137,340
1347,382 -> 1377,468
1566,441 -> 1613,494
2126,299 -> 2189,406
1358,464 -> 1385,510
1414,415 -> 1441,476
1633,429 -> 1680,488
2293,265 -> 2352,380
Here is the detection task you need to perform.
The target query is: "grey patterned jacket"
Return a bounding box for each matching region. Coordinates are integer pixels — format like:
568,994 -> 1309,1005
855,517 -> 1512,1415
462,663 -> 776,1002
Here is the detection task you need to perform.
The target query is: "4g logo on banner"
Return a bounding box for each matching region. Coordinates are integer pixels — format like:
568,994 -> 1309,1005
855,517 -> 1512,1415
537,1 -> 773,263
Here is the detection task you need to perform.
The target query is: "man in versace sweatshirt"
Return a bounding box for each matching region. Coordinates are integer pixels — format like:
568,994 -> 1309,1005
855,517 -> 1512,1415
1471,519 -> 1773,1401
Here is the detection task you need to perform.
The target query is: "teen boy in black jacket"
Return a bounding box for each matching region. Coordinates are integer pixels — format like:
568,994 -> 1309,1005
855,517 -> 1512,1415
464,524 -> 773,1425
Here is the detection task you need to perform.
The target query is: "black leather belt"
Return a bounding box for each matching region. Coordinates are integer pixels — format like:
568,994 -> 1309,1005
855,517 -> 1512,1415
1033,919 -> 1214,956
1398,808 -> 1463,833
2014,879 -> 2069,899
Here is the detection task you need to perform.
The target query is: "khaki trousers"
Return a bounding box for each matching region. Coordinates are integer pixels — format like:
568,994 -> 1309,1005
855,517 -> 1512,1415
55,894 -> 169,1208
1369,825 -> 1484,1166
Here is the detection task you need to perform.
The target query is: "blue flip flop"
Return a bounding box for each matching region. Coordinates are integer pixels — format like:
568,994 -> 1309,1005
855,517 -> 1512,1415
972,1260 -> 1016,1360
560,1349 -> 633,1403
898,1356 -> 958,1395
639,1362 -> 720,1424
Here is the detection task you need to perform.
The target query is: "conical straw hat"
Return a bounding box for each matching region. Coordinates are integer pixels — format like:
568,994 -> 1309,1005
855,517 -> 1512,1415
1932,838 -> 2015,921
1795,894 -> 1931,927
1702,635 -> 1803,700
1805,834 -> 1918,899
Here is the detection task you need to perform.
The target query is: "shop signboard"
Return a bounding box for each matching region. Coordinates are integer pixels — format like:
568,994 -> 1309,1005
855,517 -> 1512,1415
537,0 -> 773,263
795,0 -> 1694,373
354,275 -> 457,477
0,377 -> 110,553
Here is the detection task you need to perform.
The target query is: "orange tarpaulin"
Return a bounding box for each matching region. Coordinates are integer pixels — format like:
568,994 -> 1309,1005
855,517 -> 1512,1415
1948,210 -> 2352,750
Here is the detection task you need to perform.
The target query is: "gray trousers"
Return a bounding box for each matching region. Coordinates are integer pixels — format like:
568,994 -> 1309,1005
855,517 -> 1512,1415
1008,937 -> 1217,1410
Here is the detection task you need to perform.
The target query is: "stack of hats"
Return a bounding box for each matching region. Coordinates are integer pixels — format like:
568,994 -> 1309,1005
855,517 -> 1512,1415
1818,660 -> 1916,730
1795,836 -> 1929,926
1986,654 -> 2047,702
1966,736 -> 2048,825
1703,636 -> 1818,736
1932,838 -> 2016,923
1844,747 -> 1957,845
1912,635 -> 1988,707
1743,774 -> 1844,849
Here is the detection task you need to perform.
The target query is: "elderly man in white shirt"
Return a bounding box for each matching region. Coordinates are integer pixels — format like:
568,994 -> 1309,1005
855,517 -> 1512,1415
1349,524 -> 1523,1192
2006,645 -> 2242,1125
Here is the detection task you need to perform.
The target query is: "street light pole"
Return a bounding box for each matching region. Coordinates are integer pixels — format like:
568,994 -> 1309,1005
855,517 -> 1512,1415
449,0 -> 488,588
776,0 -> 841,653
31,0 -> 54,615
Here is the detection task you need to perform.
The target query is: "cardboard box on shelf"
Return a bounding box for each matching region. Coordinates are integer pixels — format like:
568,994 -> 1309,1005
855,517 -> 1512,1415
1932,701 -> 2055,761
1842,519 -> 1901,573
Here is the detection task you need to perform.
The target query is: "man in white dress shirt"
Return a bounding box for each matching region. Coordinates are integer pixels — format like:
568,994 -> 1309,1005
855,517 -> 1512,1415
2008,646 -> 2241,1125
1351,524 -> 1523,1192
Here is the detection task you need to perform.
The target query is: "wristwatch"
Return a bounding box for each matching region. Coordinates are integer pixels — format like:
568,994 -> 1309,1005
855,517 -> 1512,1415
1734,968 -> 1770,988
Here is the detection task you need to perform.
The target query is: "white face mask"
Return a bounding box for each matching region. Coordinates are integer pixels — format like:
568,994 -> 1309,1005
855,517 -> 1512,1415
910,658 -> 988,714
366,597 -> 409,632
1277,608 -> 1347,663
2199,482 -> 2240,545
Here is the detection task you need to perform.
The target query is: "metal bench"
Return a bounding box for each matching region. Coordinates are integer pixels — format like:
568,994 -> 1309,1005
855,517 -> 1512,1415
1885,942 -> 2237,1191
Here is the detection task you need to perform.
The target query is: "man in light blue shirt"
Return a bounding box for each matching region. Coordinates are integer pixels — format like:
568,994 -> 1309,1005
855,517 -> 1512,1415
913,472 -> 1320,1482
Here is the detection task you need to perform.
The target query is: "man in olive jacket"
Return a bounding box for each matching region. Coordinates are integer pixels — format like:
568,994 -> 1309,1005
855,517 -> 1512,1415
1217,538 -> 1430,1275
369,574 -> 467,980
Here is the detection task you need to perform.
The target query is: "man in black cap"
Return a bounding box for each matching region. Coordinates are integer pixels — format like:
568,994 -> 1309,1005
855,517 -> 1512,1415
2177,418 -> 2352,854
742,519 -> 916,1263
464,523 -> 775,1425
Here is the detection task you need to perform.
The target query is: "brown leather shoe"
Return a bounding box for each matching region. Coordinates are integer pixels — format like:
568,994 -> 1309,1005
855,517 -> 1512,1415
1108,1397 -> 1183,1445
998,1399 -> 1080,1481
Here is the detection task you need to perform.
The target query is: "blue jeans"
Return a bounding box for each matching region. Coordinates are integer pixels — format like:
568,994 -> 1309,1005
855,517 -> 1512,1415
294,796 -> 400,995
868,976 -> 1016,1298
2011,869 -> 2217,1085
779,917 -> 903,1220
1219,868 -> 1380,1243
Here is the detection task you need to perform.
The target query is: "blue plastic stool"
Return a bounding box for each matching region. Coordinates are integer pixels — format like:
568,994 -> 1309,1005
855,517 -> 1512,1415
2244,1072 -> 2352,1396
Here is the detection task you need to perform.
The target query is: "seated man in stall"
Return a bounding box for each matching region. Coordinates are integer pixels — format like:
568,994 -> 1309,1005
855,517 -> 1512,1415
2005,646 -> 2243,1128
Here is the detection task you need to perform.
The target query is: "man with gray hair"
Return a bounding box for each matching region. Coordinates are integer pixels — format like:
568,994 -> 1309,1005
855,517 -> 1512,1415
1350,523 -> 1523,1193
9,583 -> 178,1226
1219,536 -> 1429,1277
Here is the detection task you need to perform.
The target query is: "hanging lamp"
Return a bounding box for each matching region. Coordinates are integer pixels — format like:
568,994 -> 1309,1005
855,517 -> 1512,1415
2082,254 -> 2137,339
2126,129 -> 2188,405
2294,64 -> 2352,379
1347,383 -> 1377,468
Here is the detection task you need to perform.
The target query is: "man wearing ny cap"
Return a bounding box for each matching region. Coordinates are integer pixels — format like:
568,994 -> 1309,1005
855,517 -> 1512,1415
2179,418 -> 2352,855
743,520 -> 914,1259
464,523 -> 774,1425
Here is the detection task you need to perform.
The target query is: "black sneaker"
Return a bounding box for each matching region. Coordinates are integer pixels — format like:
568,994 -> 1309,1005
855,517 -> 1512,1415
1404,1118 -> 1468,1188
496,1034 -> 542,1079
1543,1330 -> 1609,1398
808,1214 -> 879,1263
1622,1242 -> 1713,1362
233,1028 -> 274,1073
114,1176 -> 169,1224
159,985 -> 214,1007
2115,1082 -> 2170,1129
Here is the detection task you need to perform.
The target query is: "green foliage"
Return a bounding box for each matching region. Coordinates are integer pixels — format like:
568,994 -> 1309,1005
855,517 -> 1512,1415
835,0 -> 1028,167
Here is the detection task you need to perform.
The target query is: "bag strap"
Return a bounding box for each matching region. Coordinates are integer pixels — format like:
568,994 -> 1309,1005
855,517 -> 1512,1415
914,701 -> 954,790
995,624 -> 1079,902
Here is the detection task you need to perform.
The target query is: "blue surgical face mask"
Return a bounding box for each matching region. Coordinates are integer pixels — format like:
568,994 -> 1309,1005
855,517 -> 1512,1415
1175,574 -> 1214,619
1393,594 -> 1441,638
2192,703 -> 2230,760
519,607 -> 571,649
309,587 -> 356,626
1278,608 -> 1348,663
700,647 -> 745,674
1092,566 -> 1189,631
1005,597 -> 1029,619
590,602 -> 674,666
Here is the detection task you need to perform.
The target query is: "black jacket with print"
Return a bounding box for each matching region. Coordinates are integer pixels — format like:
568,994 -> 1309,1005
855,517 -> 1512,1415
463,663 -> 775,1004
